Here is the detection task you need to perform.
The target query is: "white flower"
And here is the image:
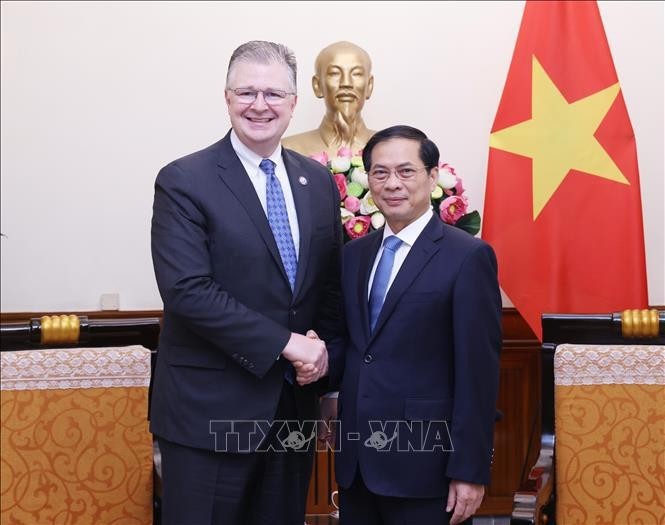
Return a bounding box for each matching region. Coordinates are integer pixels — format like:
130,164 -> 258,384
370,212 -> 385,229
360,192 -> 379,215
350,155 -> 364,168
438,169 -> 457,190
330,156 -> 351,173
340,207 -> 355,223
350,167 -> 369,189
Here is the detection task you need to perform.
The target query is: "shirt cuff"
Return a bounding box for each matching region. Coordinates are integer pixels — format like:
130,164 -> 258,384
322,391 -> 339,399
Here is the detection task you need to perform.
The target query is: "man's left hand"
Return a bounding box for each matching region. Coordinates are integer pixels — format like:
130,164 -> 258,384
446,480 -> 484,525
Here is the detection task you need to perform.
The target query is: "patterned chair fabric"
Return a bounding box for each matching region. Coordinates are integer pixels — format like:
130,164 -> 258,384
554,344 -> 665,525
1,345 -> 153,525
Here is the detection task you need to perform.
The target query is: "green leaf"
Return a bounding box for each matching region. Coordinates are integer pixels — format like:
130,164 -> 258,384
453,211 -> 481,236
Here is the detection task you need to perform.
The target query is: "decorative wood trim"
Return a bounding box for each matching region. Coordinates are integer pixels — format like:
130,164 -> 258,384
502,307 -> 538,341
0,312 -> 162,351
4,306 -> 660,327
1,310 -> 164,323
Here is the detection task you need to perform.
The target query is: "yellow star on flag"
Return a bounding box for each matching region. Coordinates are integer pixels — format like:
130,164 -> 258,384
490,56 -> 629,219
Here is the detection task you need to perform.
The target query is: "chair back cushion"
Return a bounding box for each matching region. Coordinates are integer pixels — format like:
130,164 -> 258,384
554,344 -> 665,525
1,345 -> 153,525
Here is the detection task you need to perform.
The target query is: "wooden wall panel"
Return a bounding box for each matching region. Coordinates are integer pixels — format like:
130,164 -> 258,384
0,310 -> 162,350
1,310 -> 164,322
306,447 -> 337,514
480,342 -> 540,514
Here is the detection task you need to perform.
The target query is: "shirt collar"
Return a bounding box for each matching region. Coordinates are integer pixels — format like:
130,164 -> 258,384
383,208 -> 434,247
230,129 -> 283,168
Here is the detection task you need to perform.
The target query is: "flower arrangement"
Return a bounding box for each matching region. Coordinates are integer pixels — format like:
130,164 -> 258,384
311,147 -> 481,242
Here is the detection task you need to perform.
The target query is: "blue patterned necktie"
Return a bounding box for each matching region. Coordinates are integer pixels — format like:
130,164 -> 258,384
368,235 -> 403,332
260,159 -> 298,291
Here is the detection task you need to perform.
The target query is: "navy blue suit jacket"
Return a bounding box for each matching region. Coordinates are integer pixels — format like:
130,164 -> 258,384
331,215 -> 501,498
150,131 -> 342,452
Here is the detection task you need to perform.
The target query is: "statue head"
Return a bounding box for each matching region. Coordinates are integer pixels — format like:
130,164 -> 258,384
281,41 -> 375,155
313,41 -> 374,124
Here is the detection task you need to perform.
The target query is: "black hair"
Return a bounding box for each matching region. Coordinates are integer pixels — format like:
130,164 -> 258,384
362,125 -> 439,172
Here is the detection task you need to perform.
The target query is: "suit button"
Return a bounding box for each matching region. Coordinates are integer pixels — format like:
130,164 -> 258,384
291,309 -> 297,317
363,354 -> 373,364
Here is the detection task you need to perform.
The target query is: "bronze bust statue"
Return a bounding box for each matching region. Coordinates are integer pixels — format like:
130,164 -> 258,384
283,41 -> 376,157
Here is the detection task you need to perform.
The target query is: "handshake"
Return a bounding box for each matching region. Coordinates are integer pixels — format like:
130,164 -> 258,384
281,330 -> 328,386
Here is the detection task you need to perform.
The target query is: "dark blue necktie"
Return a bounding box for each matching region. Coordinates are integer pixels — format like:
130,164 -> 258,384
368,236 -> 403,332
260,159 -> 298,291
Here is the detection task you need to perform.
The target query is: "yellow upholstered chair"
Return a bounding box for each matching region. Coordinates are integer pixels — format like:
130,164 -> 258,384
1,316 -> 156,525
553,343 -> 664,524
512,309 -> 665,525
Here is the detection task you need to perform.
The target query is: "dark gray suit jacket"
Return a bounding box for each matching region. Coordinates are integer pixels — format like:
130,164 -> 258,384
150,131 -> 342,452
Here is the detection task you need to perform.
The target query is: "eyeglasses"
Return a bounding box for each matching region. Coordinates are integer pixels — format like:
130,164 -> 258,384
368,166 -> 428,183
227,88 -> 295,105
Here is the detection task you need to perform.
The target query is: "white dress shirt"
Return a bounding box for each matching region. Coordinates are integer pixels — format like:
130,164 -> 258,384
323,209 -> 435,400
230,130 -> 300,257
367,209 -> 434,300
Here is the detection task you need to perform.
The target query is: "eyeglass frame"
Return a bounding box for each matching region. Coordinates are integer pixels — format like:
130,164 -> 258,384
226,87 -> 296,105
367,165 -> 431,183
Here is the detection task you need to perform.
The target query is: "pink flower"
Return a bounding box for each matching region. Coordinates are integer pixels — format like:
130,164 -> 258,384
337,146 -> 353,158
439,195 -> 468,225
333,173 -> 348,200
344,216 -> 371,239
310,151 -> 329,166
439,162 -> 456,176
451,175 -> 465,196
344,196 -> 361,213
439,163 -> 464,196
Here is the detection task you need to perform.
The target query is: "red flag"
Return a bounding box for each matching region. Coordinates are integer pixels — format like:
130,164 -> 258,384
482,0 -> 648,341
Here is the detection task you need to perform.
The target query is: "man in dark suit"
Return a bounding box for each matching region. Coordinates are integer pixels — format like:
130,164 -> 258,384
150,40 -> 342,525
325,125 -> 502,524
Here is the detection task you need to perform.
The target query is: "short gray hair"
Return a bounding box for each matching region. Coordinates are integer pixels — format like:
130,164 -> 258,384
226,40 -> 297,92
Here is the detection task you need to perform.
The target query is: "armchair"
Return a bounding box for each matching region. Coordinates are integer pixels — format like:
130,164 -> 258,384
1,314 -> 161,525
511,309 -> 665,525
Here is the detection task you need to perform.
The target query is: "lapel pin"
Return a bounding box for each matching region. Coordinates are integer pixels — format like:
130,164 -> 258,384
299,176 -> 308,186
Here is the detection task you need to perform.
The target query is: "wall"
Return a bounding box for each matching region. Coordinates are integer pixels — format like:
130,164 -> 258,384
1,1 -> 663,311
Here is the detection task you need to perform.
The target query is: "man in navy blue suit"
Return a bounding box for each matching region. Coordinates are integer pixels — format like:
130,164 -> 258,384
324,125 -> 502,524
150,40 -> 342,525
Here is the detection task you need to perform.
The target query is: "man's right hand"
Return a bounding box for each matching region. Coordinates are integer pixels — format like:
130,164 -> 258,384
281,332 -> 328,385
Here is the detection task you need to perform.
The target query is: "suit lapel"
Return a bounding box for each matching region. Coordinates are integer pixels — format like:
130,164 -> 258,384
369,216 -> 444,342
282,150 -> 311,301
215,134 -> 290,289
357,232 -> 383,344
